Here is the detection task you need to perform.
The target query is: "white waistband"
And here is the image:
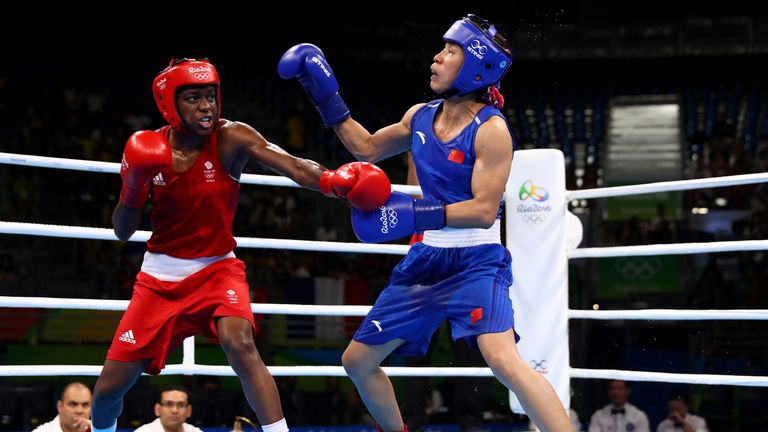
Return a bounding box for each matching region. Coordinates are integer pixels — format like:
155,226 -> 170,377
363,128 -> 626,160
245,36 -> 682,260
422,219 -> 501,248
140,251 -> 236,282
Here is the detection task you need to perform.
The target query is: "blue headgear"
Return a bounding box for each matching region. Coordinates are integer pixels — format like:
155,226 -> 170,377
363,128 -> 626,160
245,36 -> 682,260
442,14 -> 513,96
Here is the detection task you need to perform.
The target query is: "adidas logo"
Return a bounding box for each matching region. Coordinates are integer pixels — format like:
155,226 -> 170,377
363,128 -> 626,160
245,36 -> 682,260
119,330 -> 136,344
152,173 -> 166,186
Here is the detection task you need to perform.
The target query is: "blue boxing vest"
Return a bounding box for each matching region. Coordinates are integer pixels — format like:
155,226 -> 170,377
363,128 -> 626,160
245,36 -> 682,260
409,100 -> 512,217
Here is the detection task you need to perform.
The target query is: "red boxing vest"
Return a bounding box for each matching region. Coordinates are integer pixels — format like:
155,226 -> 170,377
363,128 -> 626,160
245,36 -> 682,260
147,126 -> 240,258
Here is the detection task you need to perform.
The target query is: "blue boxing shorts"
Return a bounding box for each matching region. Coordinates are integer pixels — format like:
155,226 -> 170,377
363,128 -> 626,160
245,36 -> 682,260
353,242 -> 518,355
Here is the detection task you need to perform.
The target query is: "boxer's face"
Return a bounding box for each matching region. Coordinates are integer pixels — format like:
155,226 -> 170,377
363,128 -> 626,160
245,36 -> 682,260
430,42 -> 464,93
176,85 -> 218,135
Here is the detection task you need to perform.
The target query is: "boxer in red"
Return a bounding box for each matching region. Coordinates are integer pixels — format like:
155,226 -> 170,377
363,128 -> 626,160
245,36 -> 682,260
91,58 -> 391,432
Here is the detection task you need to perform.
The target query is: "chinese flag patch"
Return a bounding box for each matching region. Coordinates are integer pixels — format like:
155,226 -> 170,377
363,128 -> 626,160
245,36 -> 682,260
447,149 -> 465,164
470,307 -> 483,323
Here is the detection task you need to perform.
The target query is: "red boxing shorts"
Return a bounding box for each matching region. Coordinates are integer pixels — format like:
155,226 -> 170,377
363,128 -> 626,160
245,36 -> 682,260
107,258 -> 256,374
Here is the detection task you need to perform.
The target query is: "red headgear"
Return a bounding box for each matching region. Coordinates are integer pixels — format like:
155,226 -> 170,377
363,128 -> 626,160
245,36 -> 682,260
152,58 -> 221,130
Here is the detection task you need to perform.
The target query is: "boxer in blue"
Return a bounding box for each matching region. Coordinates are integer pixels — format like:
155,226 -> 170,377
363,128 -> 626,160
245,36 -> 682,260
279,15 -> 572,432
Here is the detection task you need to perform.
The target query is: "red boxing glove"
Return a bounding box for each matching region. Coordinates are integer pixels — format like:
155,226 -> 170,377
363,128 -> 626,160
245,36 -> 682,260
320,162 -> 391,211
119,130 -> 171,208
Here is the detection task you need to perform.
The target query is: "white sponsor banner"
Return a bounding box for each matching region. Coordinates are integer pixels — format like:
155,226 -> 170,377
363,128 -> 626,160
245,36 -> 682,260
505,149 -> 570,412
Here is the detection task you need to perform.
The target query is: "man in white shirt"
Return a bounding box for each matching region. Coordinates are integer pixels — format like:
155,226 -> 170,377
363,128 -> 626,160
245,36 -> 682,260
134,387 -> 202,432
588,380 -> 650,432
33,382 -> 92,432
657,392 -> 708,432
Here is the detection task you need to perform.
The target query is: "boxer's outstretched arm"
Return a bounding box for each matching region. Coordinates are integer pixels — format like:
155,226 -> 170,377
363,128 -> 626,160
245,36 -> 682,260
226,121 -> 390,209
332,103 -> 424,163
221,121 -> 326,190
279,43 -> 419,164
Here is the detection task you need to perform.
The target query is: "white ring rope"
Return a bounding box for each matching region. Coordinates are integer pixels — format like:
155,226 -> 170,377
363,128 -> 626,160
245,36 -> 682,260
569,240 -> 768,258
2,364 -> 767,387
0,365 -> 496,378
0,222 -> 409,255
3,221 -> 765,258
0,296 -> 373,316
5,296 -> 768,321
566,172 -> 768,200
3,152 -> 768,387
569,368 -> 768,386
4,151 -> 766,198
0,152 -> 423,195
569,309 -> 768,320
0,152 -> 119,173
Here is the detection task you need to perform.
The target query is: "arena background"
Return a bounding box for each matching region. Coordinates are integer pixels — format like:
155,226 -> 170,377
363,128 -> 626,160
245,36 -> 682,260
2,1 -> 768,431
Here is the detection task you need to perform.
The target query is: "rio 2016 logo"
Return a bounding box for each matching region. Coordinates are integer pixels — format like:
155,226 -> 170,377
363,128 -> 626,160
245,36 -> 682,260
518,180 -> 549,202
517,180 -> 551,224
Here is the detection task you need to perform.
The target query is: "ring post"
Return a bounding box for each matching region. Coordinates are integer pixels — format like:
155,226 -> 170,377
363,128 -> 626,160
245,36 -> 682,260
506,149 -> 570,412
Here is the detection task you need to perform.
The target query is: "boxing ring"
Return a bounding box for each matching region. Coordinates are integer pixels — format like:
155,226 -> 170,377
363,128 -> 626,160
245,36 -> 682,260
2,149 -> 768,392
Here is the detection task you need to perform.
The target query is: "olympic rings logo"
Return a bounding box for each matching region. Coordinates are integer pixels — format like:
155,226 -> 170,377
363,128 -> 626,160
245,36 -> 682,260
194,73 -> 211,81
522,214 -> 546,224
613,257 -> 662,280
387,208 -> 398,227
470,40 -> 488,55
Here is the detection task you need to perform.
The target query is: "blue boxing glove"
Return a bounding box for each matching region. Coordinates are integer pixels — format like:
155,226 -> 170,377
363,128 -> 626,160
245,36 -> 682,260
278,43 -> 350,128
352,191 -> 446,243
